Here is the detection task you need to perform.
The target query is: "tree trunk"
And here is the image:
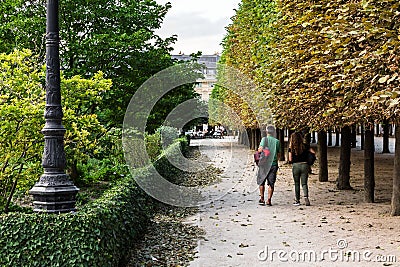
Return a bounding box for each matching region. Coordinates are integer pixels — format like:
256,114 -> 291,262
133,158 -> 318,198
311,131 -> 316,143
242,130 -> 247,145
304,129 -> 312,145
335,128 -> 340,146
253,128 -> 257,150
318,130 -> 328,182
375,124 -> 380,137
5,153 -> 25,213
256,128 -> 261,148
337,126 -> 353,190
364,126 -> 375,203
351,124 -> 357,148
4,176 -> 18,213
278,128 -> 285,161
360,124 -> 365,150
391,125 -> 400,216
251,128 -> 256,150
327,129 -> 332,147
253,128 -> 258,150
252,128 -> 256,149
248,129 -> 252,148
382,119 -> 390,153
69,160 -> 79,183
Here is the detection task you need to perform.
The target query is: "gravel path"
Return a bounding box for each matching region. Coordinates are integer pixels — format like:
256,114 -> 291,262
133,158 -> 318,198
187,137 -> 399,267
127,137 -> 399,267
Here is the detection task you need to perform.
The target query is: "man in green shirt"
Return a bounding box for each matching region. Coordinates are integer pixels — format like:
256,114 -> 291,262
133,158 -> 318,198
257,125 -> 281,206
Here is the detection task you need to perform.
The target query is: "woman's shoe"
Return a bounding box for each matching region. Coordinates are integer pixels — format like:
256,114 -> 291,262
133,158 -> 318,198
259,199 -> 265,206
304,197 -> 310,206
266,199 -> 272,206
293,200 -> 300,206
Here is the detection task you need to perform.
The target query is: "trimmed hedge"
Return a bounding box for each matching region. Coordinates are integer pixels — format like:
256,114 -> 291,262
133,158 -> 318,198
0,139 -> 188,266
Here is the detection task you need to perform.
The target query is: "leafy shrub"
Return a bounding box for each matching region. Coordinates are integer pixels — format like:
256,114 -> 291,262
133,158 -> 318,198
144,126 -> 180,162
0,171 -> 151,267
145,131 -> 162,162
0,139 -> 189,266
0,50 -> 112,212
158,126 -> 179,147
0,50 -> 44,212
76,158 -> 130,185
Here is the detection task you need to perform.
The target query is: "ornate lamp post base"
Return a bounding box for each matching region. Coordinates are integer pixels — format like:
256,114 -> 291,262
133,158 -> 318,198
30,176 -> 79,213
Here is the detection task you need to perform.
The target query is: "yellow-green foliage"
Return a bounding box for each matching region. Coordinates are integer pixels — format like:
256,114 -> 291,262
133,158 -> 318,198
0,49 -> 44,210
0,49 -> 112,211
220,0 -> 400,130
62,71 -> 112,167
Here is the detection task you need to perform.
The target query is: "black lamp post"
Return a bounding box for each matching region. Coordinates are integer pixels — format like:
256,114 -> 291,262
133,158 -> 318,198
29,0 -> 79,213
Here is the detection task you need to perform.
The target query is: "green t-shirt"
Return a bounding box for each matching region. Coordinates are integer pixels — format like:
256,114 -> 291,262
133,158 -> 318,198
259,135 -> 281,166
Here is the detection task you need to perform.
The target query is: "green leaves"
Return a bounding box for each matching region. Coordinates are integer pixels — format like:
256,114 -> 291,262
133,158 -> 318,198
61,71 -> 112,175
213,0 -> 279,129
0,49 -> 44,210
0,50 -> 114,210
0,0 -> 179,127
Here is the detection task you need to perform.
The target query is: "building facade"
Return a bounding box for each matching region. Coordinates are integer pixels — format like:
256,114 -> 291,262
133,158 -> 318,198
171,54 -> 220,102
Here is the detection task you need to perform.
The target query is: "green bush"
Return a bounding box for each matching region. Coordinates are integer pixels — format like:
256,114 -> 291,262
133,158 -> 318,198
145,131 -> 162,162
152,137 -> 189,184
144,126 -> 180,162
0,139 -> 189,266
158,126 -> 179,147
77,158 -> 129,185
0,169 -> 151,267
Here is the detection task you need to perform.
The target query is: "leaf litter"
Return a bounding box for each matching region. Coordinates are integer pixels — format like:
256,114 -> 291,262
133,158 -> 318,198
126,146 -> 223,266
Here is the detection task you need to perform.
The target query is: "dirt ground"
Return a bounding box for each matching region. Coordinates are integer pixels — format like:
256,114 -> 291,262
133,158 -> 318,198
187,137 -> 400,267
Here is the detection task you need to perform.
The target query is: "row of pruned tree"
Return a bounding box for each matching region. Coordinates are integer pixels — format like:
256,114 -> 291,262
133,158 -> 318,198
211,0 -> 400,215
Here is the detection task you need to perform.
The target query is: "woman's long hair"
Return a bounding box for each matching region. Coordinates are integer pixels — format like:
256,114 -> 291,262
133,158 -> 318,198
289,132 -> 305,156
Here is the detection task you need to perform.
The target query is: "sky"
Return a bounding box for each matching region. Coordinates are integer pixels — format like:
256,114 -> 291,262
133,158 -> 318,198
155,0 -> 241,55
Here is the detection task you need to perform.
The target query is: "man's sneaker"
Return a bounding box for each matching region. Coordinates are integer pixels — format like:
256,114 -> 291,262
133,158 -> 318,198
293,200 -> 300,206
304,197 -> 310,206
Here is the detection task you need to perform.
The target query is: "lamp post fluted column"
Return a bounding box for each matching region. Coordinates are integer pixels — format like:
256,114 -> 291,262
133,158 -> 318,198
29,0 -> 79,213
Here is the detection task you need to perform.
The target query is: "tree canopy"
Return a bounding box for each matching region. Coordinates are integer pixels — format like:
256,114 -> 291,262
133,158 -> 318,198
216,0 -> 400,130
0,0 -> 189,127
